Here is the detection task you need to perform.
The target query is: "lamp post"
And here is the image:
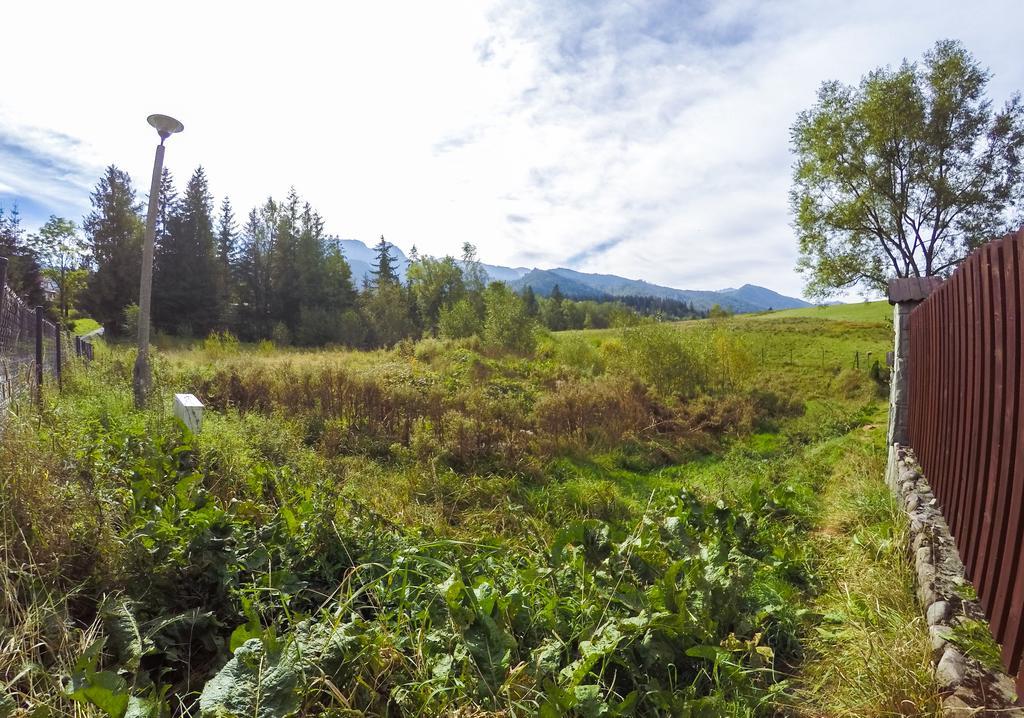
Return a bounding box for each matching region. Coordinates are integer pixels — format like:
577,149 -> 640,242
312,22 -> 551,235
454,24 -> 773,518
133,113 -> 183,408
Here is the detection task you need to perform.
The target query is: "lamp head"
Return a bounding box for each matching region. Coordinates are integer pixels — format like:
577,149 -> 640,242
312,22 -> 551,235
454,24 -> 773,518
147,114 -> 184,143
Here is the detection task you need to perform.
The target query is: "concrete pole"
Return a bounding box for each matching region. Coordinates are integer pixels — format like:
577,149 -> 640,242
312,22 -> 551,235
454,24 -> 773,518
133,140 -> 166,408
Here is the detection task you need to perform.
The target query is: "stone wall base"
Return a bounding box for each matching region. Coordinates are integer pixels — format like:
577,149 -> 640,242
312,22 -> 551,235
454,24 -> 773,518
886,444 -> 1022,716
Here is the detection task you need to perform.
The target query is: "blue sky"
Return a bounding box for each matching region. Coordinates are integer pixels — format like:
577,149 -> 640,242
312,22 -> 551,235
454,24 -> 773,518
1,0 -> 1022,297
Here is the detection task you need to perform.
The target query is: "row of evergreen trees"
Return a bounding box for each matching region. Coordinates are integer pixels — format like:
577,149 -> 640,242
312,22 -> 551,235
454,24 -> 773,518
77,165 -> 366,343
17,164 -> 698,350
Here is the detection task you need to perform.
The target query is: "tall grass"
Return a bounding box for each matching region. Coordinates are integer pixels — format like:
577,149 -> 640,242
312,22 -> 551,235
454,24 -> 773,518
788,422 -> 940,716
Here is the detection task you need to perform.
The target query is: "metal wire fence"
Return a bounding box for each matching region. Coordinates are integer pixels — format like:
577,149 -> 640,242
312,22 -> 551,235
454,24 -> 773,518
0,256 -> 91,411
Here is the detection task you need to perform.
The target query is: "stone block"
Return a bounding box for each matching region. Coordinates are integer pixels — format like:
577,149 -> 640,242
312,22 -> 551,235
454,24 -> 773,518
935,647 -> 967,690
930,624 -> 950,659
941,693 -> 979,717
927,600 -> 951,625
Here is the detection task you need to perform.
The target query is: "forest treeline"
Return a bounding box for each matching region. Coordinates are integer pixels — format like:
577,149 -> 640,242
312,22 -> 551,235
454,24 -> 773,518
1,165 -> 704,349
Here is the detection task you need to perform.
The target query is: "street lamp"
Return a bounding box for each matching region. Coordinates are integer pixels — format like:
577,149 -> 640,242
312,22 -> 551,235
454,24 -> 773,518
133,113 -> 183,408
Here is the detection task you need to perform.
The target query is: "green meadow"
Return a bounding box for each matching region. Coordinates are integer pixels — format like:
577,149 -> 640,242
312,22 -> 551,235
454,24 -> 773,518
0,304 -> 937,717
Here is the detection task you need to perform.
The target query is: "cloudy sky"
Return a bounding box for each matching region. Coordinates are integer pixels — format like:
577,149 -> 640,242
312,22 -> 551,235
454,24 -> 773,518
1,0 -> 1021,297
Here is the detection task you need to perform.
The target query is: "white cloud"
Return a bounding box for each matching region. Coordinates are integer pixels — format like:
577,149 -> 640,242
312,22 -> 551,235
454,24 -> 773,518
0,0 -> 1021,297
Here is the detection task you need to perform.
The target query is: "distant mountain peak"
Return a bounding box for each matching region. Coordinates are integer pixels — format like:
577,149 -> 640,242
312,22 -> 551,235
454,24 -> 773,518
336,238 -> 809,312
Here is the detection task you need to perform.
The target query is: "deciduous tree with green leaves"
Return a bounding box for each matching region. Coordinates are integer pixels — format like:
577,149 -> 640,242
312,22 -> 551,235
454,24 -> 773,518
30,215 -> 87,319
791,40 -> 1024,298
406,254 -> 465,333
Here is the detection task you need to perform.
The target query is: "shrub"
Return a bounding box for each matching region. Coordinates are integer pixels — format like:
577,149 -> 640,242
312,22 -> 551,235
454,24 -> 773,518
532,376 -> 651,449
682,393 -> 759,441
256,339 -> 276,355
554,334 -> 604,376
271,321 -> 292,347
611,322 -> 705,396
439,297 -> 483,339
482,283 -> 536,354
834,368 -> 872,400
122,303 -> 140,338
203,330 -> 241,359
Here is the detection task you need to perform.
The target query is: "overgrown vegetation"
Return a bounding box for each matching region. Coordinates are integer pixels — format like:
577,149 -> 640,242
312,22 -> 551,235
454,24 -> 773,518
1,310 -> 936,716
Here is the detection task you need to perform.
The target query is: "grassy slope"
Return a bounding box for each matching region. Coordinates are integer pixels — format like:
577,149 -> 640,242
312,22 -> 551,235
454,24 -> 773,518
565,299 -> 892,389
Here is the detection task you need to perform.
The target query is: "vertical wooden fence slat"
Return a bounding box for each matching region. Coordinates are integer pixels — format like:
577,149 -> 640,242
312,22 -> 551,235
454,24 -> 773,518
975,241 -> 1005,602
991,233 -> 1022,637
932,286 -> 943,484
964,251 -> 984,555
1002,231 -> 1024,675
950,259 -> 974,543
965,244 -> 995,579
938,283 -> 954,496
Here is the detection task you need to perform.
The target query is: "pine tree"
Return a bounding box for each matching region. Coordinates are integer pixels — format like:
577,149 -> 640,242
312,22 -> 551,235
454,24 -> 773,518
231,191 -> 358,344
295,234 -> 360,346
547,284 -> 567,330
522,285 -> 539,317
371,235 -> 399,287
234,205 -> 275,340
0,204 -> 44,307
79,166 -> 144,334
153,167 -> 220,336
270,188 -> 302,327
216,197 -> 237,324
156,168 -> 176,250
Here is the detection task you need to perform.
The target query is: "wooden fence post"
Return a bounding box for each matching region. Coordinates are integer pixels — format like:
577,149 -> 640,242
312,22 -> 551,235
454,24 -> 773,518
35,306 -> 44,402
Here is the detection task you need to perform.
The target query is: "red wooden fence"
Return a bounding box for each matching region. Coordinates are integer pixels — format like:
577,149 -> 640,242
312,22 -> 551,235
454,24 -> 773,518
908,229 -> 1024,678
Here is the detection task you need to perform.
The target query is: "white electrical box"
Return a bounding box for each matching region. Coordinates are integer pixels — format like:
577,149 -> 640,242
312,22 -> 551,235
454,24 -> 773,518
173,393 -> 204,434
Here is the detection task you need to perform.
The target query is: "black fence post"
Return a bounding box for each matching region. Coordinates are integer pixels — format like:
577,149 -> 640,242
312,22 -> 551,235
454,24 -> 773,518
75,336 -> 81,357
35,306 -> 44,402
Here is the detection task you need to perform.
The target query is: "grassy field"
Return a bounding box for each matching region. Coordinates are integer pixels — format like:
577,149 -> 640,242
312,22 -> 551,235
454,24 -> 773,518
755,300 -> 890,323
71,316 -> 101,334
0,310 -> 936,716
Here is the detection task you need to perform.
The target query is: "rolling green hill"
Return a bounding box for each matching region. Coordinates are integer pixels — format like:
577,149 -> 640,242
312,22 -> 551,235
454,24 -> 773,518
755,300 -> 890,323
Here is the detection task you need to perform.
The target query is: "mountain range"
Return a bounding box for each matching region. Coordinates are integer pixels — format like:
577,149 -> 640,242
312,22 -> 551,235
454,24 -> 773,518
338,239 -> 810,313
